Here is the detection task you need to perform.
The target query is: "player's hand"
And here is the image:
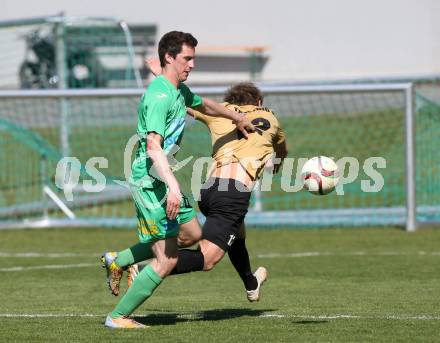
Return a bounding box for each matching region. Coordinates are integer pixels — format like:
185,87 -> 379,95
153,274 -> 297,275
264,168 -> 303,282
145,57 -> 162,76
166,187 -> 182,220
234,116 -> 255,139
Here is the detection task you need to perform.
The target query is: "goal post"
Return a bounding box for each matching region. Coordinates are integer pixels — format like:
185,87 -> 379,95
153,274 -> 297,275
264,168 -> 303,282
0,82 -> 436,231
404,85 -> 416,232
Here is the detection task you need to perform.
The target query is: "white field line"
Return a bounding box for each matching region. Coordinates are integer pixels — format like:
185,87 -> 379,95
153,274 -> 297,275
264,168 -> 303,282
260,313 -> 440,320
257,251 -> 440,258
0,252 -> 97,258
0,263 -> 98,272
0,312 -> 439,321
1,251 -> 439,272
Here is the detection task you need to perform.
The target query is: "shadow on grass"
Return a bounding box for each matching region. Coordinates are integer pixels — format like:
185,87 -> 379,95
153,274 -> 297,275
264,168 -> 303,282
133,308 -> 276,326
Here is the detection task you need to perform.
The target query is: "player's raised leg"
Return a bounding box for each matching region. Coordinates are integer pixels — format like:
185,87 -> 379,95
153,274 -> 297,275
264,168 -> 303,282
226,223 -> 267,301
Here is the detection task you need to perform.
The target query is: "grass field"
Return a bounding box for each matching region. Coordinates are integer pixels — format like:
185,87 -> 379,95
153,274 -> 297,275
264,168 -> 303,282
0,226 -> 439,342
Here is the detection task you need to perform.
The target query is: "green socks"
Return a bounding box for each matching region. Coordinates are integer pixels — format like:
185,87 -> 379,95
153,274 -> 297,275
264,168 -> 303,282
115,242 -> 154,268
110,265 -> 162,318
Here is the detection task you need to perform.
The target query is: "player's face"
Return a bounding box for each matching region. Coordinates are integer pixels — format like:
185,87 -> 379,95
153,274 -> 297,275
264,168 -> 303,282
171,44 -> 195,82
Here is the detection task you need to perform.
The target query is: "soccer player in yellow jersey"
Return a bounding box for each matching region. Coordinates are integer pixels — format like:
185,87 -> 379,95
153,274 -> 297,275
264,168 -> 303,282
170,82 -> 287,300
128,78 -> 288,302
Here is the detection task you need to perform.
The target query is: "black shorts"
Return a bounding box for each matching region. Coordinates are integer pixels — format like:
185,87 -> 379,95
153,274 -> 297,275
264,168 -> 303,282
198,178 -> 251,251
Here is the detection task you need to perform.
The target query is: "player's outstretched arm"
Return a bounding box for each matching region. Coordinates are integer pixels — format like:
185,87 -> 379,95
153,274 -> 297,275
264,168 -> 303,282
195,98 -> 255,138
145,57 -> 254,137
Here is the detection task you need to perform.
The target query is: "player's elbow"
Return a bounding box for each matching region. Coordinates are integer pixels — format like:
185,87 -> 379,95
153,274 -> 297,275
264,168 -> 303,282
146,141 -> 163,162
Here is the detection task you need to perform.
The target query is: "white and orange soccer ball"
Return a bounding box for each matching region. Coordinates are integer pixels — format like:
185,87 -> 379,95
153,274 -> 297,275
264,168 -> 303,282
301,156 -> 339,195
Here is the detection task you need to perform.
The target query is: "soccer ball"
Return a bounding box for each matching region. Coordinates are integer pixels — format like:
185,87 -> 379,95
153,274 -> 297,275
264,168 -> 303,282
301,156 -> 339,195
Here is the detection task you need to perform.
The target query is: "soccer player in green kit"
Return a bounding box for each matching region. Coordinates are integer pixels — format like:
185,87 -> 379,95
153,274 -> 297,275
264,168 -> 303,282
103,31 -> 254,329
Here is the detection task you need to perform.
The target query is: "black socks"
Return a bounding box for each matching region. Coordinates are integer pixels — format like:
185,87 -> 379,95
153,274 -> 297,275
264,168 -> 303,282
170,249 -> 204,275
228,238 -> 258,291
170,240 -> 258,292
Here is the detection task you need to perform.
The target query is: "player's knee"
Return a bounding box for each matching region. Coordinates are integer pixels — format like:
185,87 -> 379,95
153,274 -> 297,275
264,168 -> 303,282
164,258 -> 178,276
199,241 -> 225,271
167,256 -> 178,269
178,218 -> 202,247
177,236 -> 188,247
154,256 -> 178,276
178,234 -> 199,248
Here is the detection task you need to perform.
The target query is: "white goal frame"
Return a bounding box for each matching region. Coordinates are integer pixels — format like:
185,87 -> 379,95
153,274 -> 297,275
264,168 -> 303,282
0,83 -> 420,231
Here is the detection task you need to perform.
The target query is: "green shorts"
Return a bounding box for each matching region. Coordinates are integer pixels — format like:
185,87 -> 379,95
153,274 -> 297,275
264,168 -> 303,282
132,183 -> 196,244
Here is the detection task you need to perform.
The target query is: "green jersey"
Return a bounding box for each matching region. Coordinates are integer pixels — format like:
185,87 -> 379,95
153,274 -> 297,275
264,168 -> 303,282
131,75 -> 202,188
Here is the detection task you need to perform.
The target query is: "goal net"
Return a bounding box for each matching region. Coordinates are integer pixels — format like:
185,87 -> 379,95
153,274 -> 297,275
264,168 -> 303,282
0,83 -> 438,230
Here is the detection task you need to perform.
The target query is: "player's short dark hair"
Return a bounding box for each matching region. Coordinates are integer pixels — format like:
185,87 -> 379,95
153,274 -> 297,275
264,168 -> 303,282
223,82 -> 263,106
158,31 -> 198,67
